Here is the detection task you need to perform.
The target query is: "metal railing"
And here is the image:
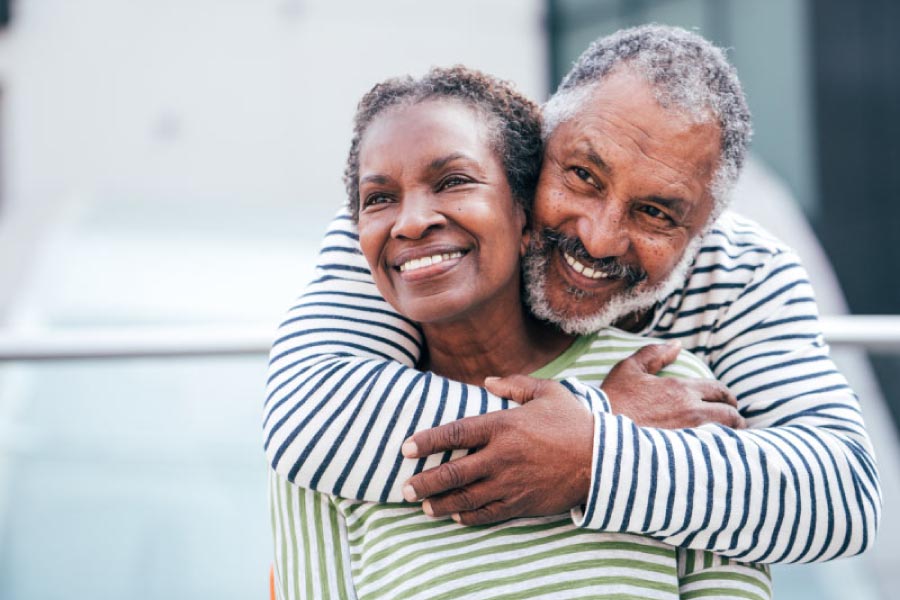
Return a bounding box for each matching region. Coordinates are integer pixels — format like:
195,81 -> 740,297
0,315 -> 899,361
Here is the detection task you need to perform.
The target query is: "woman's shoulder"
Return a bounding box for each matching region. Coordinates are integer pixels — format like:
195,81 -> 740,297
585,328 -> 714,380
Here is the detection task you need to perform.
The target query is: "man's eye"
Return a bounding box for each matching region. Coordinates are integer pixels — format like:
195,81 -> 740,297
572,167 -> 599,187
638,205 -> 672,222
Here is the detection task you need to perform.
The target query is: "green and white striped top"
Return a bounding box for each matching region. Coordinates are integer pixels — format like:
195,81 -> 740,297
270,328 -> 772,600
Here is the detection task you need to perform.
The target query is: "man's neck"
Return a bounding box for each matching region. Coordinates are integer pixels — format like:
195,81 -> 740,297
614,308 -> 653,333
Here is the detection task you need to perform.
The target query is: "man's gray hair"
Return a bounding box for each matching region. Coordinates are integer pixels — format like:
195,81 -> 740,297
543,24 -> 752,216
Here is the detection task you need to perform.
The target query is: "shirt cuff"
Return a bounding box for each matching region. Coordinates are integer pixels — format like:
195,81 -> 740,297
558,378 -> 612,414
557,379 -> 613,529
570,406 -> 605,528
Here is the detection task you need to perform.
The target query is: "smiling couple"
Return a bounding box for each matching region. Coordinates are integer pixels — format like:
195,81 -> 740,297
264,24 -> 880,600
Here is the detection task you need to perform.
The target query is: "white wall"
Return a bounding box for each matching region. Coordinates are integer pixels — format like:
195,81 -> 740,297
0,0 -> 547,324
0,0 -> 545,217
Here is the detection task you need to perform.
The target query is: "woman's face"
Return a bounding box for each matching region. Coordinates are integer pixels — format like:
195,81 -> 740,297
356,100 -> 527,326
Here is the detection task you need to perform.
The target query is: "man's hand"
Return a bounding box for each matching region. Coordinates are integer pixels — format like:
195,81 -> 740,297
400,376 -> 594,525
601,340 -> 746,429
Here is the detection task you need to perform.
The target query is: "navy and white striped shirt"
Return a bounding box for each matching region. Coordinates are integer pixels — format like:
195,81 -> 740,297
264,209 -> 881,564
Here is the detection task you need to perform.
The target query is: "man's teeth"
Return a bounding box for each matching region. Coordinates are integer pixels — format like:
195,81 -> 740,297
564,252 -> 608,280
399,251 -> 464,273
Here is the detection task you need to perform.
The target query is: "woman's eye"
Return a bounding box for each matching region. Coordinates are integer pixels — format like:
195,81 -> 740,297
439,175 -> 471,191
363,194 -> 392,208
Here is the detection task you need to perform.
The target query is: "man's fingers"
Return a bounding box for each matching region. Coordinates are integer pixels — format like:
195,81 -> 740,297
694,402 -> 746,429
422,481 -> 500,517
623,340 -> 682,375
483,374 -> 547,405
402,414 -> 494,458
402,454 -> 489,502
452,500 -> 514,526
684,379 -> 739,408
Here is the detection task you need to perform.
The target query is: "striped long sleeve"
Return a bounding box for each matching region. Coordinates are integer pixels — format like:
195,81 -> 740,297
264,210 -> 880,563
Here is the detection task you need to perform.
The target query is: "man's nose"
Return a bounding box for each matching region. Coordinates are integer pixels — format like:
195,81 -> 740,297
390,195 -> 445,240
576,201 -> 630,259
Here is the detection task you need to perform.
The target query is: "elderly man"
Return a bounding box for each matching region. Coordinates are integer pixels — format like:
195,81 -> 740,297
265,24 -> 879,568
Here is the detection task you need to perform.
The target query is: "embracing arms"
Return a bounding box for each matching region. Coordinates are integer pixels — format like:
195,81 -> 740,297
264,212 -> 880,563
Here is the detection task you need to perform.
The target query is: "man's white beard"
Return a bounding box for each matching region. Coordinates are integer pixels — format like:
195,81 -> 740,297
523,235 -> 702,335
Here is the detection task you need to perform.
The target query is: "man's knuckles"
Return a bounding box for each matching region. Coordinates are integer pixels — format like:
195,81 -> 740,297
434,460 -> 468,490
455,504 -> 503,526
442,420 -> 467,450
441,488 -> 483,513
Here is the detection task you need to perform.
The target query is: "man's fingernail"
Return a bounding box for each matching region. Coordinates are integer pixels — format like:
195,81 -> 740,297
402,484 -> 418,502
451,513 -> 461,523
665,339 -> 681,350
422,500 -> 434,516
484,376 -> 499,384
401,439 -> 418,457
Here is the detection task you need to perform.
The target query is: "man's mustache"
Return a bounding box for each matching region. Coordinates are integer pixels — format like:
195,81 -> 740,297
535,228 -> 648,287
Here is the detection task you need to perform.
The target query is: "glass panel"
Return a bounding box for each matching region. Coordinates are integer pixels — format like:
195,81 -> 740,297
0,356 -> 270,599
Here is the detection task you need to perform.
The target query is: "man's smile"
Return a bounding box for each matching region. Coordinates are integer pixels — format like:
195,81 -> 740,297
555,247 -> 625,293
563,250 -> 610,280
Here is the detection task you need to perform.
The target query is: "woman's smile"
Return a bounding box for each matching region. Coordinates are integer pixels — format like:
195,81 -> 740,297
355,99 -> 526,325
393,246 -> 468,276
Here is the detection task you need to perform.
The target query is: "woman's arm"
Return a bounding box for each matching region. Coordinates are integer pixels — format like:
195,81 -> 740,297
677,547 -> 771,600
269,470 -> 357,600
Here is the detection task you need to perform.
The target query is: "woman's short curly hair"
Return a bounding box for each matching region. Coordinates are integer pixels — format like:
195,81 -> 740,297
344,66 -> 543,219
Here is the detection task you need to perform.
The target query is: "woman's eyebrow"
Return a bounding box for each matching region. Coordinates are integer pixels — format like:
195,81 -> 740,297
427,152 -> 479,172
359,174 -> 393,186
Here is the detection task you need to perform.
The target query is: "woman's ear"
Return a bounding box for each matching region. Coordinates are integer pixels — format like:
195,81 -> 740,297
518,205 -> 531,257
520,228 -> 531,257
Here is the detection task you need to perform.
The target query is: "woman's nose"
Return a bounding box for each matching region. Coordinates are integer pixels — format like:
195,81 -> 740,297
390,194 -> 446,240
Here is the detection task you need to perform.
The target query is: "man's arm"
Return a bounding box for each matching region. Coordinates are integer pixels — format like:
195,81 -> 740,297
402,241 -> 881,563
264,213 -> 721,499
580,252 -> 881,563
266,211 -> 878,563
264,211 -> 606,502
264,211 -> 463,501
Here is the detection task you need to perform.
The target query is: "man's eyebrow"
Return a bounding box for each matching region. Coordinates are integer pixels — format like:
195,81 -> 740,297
581,145 -> 612,176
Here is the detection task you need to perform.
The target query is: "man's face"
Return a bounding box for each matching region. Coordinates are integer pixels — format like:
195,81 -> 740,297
525,69 -> 722,333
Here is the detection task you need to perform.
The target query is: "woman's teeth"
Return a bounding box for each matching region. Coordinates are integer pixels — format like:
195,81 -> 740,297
399,251 -> 464,273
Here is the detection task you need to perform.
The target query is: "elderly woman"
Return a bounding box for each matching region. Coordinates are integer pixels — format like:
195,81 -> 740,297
270,66 -> 770,600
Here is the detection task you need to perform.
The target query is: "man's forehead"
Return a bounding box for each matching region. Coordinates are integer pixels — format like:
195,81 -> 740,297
563,69 -> 719,137
544,93 -> 720,218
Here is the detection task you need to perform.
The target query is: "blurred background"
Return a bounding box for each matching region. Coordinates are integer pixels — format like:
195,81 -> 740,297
0,0 -> 897,598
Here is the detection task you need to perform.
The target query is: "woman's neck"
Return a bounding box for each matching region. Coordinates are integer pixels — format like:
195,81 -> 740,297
420,300 -> 574,386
